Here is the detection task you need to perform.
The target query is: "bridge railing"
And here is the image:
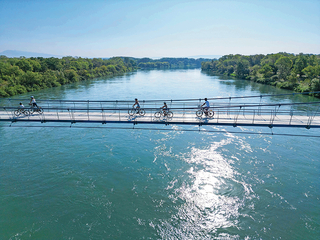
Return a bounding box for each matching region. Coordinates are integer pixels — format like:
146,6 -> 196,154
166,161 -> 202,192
1,104 -> 320,129
2,98 -> 320,111
1,103 -> 320,119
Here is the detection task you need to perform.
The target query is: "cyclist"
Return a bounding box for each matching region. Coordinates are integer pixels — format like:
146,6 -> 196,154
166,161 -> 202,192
161,102 -> 168,116
29,96 -> 38,108
201,98 -> 210,116
19,102 -> 24,108
133,98 -> 140,110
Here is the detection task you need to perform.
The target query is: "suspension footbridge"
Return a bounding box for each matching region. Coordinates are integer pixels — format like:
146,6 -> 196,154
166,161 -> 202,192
1,93 -> 320,129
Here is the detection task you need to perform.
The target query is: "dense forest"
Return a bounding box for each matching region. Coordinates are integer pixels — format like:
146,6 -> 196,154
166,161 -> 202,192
132,57 -> 213,69
0,56 -> 136,97
0,55 -> 213,97
201,53 -> 320,97
2,53 -> 320,98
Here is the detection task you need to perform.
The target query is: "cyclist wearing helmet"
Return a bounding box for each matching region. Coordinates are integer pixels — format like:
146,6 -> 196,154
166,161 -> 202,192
133,98 -> 140,109
29,96 -> 38,108
161,102 -> 168,116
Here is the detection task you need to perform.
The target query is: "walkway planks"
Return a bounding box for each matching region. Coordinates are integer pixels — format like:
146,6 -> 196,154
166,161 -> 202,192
1,110 -> 320,128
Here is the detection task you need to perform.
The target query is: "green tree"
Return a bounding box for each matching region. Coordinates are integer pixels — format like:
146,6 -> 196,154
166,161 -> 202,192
16,59 -> 33,72
29,59 -> 42,72
64,69 -> 79,82
259,64 -> 274,79
275,56 -> 292,80
235,59 -> 250,79
293,54 -> 307,76
310,78 -> 320,92
302,65 -> 320,80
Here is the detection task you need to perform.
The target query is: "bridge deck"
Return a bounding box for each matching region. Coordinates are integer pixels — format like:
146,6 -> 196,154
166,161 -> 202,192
1,110 -> 320,128
2,96 -> 320,128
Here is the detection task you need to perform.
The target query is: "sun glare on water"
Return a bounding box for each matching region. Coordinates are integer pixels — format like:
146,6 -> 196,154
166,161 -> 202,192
158,137 -> 255,238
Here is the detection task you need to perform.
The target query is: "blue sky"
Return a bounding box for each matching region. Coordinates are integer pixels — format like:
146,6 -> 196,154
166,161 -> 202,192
0,0 -> 319,58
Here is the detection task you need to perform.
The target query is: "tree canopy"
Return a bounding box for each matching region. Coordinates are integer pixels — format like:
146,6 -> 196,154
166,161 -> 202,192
131,57 -> 214,69
0,56 -> 136,97
201,53 -> 320,97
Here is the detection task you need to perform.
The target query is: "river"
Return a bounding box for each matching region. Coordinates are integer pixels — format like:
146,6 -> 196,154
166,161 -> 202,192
0,69 -> 319,239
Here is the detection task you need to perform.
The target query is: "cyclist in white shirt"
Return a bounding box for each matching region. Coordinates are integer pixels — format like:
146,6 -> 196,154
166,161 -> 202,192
29,96 -> 38,108
201,98 -> 210,115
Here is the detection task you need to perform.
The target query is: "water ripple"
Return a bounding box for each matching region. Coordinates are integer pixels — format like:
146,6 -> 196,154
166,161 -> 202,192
158,137 -> 255,238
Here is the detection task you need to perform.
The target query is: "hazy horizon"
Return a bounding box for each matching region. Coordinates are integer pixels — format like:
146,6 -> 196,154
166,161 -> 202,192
0,49 -> 224,59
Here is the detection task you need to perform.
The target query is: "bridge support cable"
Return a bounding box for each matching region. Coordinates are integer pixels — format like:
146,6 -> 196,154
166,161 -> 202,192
99,102 -> 105,123
183,103 -> 186,117
114,101 -> 118,114
40,110 -> 45,123
3,91 -> 320,108
289,106 -> 294,125
87,100 -> 90,121
67,108 -> 76,123
102,109 -> 107,124
233,106 -> 243,127
306,105 -> 320,129
56,110 -> 60,121
269,104 -> 281,128
258,95 -> 262,116
252,110 -> 256,124
242,106 -> 246,117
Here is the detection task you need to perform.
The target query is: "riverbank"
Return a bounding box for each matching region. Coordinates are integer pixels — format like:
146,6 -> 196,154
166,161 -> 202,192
0,56 -> 136,97
201,53 -> 320,98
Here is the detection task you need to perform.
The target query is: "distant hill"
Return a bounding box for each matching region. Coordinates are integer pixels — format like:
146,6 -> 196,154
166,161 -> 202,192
0,50 -> 63,58
128,57 -> 216,69
0,50 -> 222,60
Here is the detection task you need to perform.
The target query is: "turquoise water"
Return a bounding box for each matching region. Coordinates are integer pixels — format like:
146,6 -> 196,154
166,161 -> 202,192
1,69 -> 319,239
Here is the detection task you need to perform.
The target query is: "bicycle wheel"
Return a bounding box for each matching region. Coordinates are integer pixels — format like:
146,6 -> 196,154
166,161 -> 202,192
139,109 -> 145,116
37,108 -> 43,114
128,109 -> 135,116
154,112 -> 161,118
166,111 -> 173,118
14,110 -> 21,116
23,110 -> 30,116
207,110 -> 214,118
196,110 -> 203,117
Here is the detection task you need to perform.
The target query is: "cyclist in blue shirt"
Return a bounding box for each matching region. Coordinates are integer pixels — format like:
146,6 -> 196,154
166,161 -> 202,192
161,102 -> 168,116
133,98 -> 140,109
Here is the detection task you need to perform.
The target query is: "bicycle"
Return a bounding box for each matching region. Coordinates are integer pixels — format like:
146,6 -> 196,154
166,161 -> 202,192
29,104 -> 43,114
196,107 -> 214,118
14,108 -> 30,116
128,107 -> 145,116
154,109 -> 173,118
